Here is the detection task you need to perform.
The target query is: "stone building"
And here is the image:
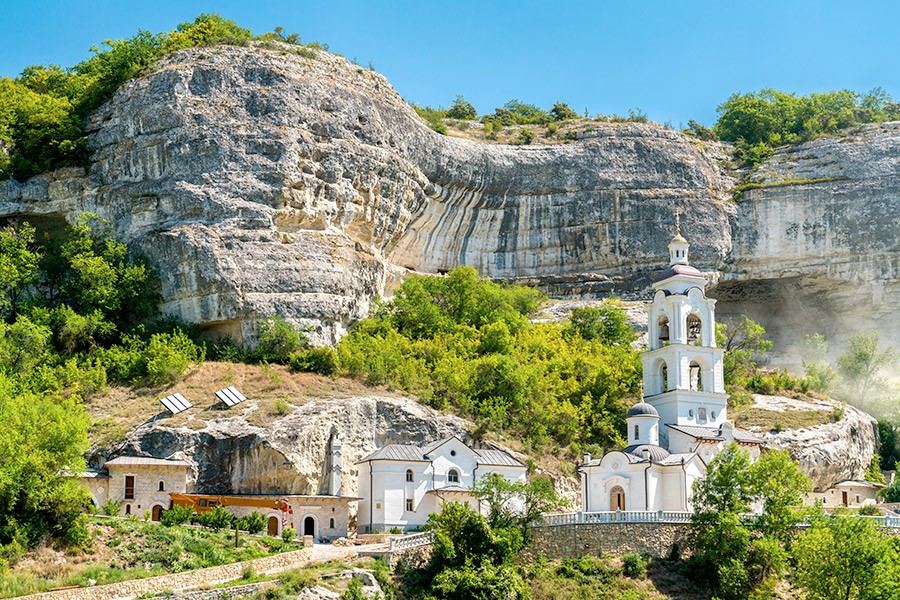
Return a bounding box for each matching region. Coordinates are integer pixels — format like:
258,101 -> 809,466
169,493 -> 356,539
80,456 -> 191,520
807,480 -> 885,508
80,434 -> 355,538
579,228 -> 763,513
357,435 -> 526,533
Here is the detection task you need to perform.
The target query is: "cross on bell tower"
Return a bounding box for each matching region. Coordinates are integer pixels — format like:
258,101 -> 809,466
641,215 -> 728,445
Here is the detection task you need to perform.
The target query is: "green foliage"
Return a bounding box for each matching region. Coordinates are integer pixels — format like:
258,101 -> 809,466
684,119 -> 718,141
254,316 -> 307,363
837,331 -> 897,414
0,14 -> 325,181
880,478 -> 900,503
714,88 -> 900,165
446,95 -> 477,120
100,500 -> 121,517
621,552 -> 649,578
159,505 -> 194,527
793,514 -> 900,600
412,103 -> 448,134
0,372 -> 91,549
287,346 -> 336,374
550,102 -> 578,121
334,267 -> 642,452
281,526 -> 296,542
472,473 -> 564,544
878,420 -> 900,471
865,455 -> 886,484
339,578 -> 367,600
236,511 -> 267,534
802,333 -> 840,392
689,444 -> 809,596
483,99 -> 553,127
716,315 -> 773,387
196,505 -> 234,531
414,502 -> 529,600
513,129 -> 536,145
567,302 -> 636,346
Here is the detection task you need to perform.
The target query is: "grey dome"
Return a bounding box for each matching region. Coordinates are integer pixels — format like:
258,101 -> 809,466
623,444 -> 670,461
626,402 -> 659,418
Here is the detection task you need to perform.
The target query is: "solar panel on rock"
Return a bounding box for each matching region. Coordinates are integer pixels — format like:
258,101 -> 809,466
215,386 -> 247,408
160,392 -> 192,414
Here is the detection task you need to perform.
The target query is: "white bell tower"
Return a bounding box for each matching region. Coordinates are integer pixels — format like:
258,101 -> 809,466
642,215 -> 728,444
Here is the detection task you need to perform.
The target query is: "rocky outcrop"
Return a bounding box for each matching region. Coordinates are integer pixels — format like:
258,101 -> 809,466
100,394 -> 468,496
745,394 -> 879,491
0,42 -> 896,355
714,125 -> 900,360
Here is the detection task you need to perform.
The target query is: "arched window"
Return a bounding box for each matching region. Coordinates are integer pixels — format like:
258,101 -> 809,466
158,481 -> 165,492
690,361 -> 703,391
405,469 -> 414,482
448,469 -> 459,483
329,518 -> 335,529
125,504 -> 131,515
657,315 -> 670,346
633,424 -> 639,441
687,313 -> 702,345
698,407 -> 707,423
610,486 -> 625,511
661,364 -> 668,392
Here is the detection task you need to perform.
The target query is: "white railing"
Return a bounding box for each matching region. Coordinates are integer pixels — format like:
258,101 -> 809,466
537,511 -> 900,529
389,530 -> 435,551
537,510 -> 693,526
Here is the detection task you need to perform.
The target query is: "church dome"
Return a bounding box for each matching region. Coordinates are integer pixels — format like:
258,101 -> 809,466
623,444 -> 670,461
626,402 -> 659,418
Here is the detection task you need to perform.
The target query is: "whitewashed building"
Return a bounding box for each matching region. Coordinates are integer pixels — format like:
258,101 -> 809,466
357,435 -> 526,532
579,227 -> 764,513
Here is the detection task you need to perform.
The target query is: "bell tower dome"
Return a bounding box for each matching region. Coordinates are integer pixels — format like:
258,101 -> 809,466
642,216 -> 728,446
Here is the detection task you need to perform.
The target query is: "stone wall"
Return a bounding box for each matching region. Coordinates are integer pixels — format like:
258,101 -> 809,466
524,523 -> 690,559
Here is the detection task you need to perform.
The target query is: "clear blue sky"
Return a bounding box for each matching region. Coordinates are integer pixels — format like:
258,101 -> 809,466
2,0 -> 899,126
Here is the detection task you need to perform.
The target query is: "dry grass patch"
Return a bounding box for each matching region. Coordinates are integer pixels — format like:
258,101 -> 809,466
733,406 -> 837,433
87,362 -> 396,447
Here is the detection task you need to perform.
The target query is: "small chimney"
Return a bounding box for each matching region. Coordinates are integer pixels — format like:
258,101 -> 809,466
582,453 -> 591,464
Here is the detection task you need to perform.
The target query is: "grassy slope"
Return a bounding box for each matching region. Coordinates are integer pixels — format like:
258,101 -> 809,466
0,518 -> 305,598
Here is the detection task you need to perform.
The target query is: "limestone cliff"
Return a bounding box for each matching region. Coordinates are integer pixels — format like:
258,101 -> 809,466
97,394 -> 469,498
0,42 -> 896,356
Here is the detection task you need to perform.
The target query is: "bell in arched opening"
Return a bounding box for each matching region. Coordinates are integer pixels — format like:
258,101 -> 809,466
659,323 -> 670,341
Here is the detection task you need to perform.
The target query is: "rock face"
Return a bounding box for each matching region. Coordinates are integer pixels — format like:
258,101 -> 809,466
0,42 -> 896,355
745,394 -> 878,491
101,394 -> 468,497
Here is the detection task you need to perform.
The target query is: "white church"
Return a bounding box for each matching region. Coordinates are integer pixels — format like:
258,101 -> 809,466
579,227 -> 764,513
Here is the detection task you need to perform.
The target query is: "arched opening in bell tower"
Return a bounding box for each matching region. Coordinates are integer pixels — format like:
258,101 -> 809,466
657,315 -> 670,346
690,361 -> 703,391
686,313 -> 702,345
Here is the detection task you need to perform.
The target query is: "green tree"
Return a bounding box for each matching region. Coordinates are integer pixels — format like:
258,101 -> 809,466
801,332 -> 840,392
472,473 -> 564,543
838,332 -> 897,410
878,420 -> 900,471
550,102 -> 578,121
793,514 -> 900,600
0,373 -> 91,548
0,223 -> 40,320
716,315 -> 773,386
446,95 -> 477,120
567,302 -> 636,346
255,316 -> 307,363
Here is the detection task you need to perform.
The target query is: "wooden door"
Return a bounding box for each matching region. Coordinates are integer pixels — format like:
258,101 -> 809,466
610,486 -> 625,511
267,516 -> 279,536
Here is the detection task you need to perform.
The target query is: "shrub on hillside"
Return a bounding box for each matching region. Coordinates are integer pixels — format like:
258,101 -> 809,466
237,511 -> 267,534
196,505 -> 234,531
160,505 -> 194,526
255,316 -> 306,363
